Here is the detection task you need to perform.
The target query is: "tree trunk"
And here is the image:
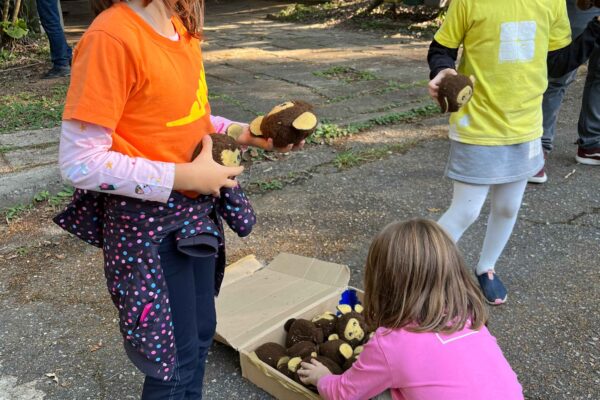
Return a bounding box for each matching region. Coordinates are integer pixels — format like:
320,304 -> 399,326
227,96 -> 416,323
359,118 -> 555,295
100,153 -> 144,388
11,0 -> 21,23
2,0 -> 11,23
22,0 -> 40,33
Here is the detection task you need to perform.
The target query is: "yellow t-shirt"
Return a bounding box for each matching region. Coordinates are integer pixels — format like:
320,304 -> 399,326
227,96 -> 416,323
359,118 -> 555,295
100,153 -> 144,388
434,0 -> 572,145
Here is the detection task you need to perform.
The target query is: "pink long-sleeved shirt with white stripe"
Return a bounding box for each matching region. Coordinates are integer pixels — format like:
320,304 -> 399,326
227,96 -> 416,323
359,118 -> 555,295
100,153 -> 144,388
317,324 -> 523,400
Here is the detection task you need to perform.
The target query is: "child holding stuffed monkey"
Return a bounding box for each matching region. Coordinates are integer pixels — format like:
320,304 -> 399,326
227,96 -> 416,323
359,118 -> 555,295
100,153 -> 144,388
298,219 -> 523,400
427,0 -> 600,304
54,0 -> 300,398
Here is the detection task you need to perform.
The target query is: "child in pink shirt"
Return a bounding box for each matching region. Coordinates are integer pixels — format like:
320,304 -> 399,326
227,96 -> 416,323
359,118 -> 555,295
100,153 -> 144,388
298,219 -> 523,400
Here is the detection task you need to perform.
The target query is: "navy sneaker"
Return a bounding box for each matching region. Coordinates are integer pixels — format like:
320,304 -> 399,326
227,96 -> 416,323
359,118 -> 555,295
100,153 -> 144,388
477,270 -> 507,305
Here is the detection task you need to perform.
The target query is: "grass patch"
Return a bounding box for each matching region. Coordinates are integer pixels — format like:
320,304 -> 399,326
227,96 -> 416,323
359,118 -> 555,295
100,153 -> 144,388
309,102 -> 439,143
0,145 -> 15,153
0,83 -> 67,133
2,186 -> 74,224
334,141 -> 418,169
250,179 -> 284,192
313,66 -> 377,82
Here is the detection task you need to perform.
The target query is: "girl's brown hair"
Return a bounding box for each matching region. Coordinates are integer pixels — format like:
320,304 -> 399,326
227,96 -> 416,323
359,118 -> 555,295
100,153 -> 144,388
90,0 -> 204,38
364,218 -> 487,334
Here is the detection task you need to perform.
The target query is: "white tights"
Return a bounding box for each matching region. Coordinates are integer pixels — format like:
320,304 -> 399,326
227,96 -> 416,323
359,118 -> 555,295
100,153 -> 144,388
438,179 -> 528,275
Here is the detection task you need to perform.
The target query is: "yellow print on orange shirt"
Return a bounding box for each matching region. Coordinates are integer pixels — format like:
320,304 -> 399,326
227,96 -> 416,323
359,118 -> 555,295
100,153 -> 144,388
166,68 -> 209,127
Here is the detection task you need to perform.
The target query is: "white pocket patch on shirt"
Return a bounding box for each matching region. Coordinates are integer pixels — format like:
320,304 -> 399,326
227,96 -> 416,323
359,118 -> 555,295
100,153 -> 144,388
499,21 -> 537,63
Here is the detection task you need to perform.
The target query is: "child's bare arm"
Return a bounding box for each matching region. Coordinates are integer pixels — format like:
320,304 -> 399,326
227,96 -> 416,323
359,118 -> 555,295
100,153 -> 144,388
547,16 -> 600,78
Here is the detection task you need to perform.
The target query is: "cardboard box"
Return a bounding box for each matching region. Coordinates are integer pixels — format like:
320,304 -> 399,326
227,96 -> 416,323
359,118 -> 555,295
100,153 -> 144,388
215,253 -> 358,400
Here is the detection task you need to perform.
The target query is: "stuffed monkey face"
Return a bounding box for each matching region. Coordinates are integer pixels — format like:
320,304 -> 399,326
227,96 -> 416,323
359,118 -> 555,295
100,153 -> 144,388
456,85 -> 473,107
191,124 -> 243,165
343,317 -> 365,342
336,304 -> 366,346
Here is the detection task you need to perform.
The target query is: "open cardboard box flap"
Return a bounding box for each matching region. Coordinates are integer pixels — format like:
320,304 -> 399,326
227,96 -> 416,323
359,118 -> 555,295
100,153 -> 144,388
215,253 -> 351,351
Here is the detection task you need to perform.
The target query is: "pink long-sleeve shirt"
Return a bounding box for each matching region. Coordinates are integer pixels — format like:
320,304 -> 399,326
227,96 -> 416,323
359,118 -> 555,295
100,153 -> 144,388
317,324 -> 523,400
58,115 -> 237,203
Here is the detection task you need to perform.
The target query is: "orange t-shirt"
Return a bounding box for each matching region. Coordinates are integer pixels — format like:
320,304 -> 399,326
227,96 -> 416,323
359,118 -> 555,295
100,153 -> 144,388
63,3 -> 213,164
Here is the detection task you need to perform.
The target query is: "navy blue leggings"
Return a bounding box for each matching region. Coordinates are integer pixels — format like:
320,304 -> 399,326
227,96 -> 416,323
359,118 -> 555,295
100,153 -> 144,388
141,234 -> 216,400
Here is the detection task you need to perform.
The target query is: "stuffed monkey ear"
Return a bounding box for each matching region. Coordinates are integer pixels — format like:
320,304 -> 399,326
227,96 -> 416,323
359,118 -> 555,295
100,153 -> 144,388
354,304 -> 364,313
443,97 -> 450,113
226,123 -> 243,140
292,112 -> 318,132
469,75 -> 476,85
249,116 -> 265,136
328,334 -> 339,341
337,304 -> 352,314
284,318 -> 296,332
277,356 -> 290,369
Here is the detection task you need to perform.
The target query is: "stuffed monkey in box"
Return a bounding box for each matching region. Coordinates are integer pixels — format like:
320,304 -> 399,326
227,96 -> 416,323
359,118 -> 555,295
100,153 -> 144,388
255,342 -> 289,370
250,101 -> 318,147
287,341 -> 318,359
312,311 -> 337,339
284,318 -> 325,348
318,339 -> 354,367
336,304 -> 367,348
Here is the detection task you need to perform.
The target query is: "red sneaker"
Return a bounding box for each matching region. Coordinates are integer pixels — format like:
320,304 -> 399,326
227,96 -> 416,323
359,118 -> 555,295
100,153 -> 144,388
528,166 -> 547,183
575,146 -> 600,165
528,150 -> 548,184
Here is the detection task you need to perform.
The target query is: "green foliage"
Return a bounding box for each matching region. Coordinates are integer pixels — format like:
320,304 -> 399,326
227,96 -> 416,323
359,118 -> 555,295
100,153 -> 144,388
1,19 -> 28,40
333,150 -> 365,169
2,186 -> 74,223
0,84 -> 67,132
4,203 -> 30,223
256,179 -> 284,191
310,103 -> 439,144
333,141 -> 417,170
48,186 -> 75,206
33,190 -> 50,202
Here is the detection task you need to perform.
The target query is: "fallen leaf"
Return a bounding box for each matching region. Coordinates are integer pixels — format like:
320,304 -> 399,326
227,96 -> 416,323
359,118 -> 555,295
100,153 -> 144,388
427,208 -> 441,213
90,340 -> 104,352
45,373 -> 59,384
55,254 -> 66,260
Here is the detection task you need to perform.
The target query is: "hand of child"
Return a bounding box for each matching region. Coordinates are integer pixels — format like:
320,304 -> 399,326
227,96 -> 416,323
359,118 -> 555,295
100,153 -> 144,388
428,68 -> 458,101
174,135 -> 244,197
236,125 -> 305,153
297,359 -> 332,387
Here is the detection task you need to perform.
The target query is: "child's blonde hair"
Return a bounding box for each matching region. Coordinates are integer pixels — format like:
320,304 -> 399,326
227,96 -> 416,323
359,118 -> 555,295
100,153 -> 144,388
364,218 -> 487,334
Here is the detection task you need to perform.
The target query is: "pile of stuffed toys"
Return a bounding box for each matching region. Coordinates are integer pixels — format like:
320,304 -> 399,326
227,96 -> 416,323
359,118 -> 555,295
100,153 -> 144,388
253,290 -> 373,392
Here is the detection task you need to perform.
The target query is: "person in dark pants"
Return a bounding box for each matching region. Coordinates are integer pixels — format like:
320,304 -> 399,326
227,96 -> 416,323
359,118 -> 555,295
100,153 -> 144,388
140,234 -> 216,399
530,0 -> 600,183
36,0 -> 71,79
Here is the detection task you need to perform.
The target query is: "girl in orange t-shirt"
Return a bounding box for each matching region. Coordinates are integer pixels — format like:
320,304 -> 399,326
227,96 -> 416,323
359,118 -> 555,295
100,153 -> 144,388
54,0 -> 300,398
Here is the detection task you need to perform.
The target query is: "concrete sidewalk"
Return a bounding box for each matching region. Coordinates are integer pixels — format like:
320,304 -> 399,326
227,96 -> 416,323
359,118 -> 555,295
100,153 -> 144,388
0,1 -> 598,400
